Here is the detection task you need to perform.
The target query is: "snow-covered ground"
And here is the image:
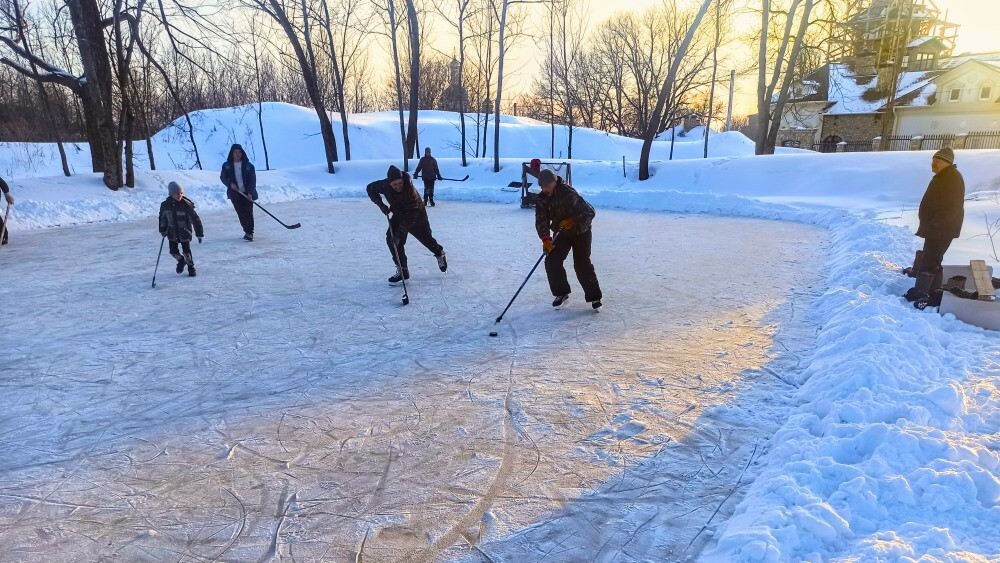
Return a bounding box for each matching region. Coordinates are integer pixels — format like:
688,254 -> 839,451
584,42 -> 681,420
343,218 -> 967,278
0,103 -> 804,179
1,106 -> 999,561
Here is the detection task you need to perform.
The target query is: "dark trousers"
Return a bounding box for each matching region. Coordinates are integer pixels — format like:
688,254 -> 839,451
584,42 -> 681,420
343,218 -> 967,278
231,196 -> 255,235
545,230 -> 602,302
423,179 -> 436,201
0,212 -> 7,244
920,237 -> 953,273
169,240 -> 193,263
386,213 -> 443,269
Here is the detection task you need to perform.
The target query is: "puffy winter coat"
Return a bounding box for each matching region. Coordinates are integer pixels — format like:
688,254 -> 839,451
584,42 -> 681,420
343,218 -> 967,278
917,164 -> 965,240
366,175 -> 426,231
159,197 -> 204,242
535,178 -> 596,239
414,156 -> 442,181
220,144 -> 258,201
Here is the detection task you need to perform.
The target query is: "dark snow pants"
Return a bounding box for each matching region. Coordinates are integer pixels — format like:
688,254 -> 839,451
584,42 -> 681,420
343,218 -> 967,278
920,236 -> 953,274
545,229 -> 602,302
231,196 -> 255,236
0,212 -> 7,244
387,213 -> 443,269
169,240 -> 194,264
423,179 -> 436,202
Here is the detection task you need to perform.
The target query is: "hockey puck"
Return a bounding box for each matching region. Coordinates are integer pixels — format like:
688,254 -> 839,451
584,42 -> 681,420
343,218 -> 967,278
489,331 -> 498,337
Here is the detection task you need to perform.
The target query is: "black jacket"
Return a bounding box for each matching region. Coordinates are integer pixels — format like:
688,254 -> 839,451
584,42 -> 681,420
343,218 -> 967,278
367,176 -> 426,231
0,176 -> 8,194
414,156 -> 442,181
159,197 -> 204,242
917,164 -> 965,240
535,178 -> 596,239
220,144 -> 258,201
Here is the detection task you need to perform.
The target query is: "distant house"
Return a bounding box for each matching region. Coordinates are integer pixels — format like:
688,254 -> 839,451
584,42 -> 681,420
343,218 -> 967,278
892,54 -> 1000,137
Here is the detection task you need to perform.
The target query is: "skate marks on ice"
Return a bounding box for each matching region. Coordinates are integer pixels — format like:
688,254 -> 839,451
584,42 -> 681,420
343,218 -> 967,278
0,200 -> 825,561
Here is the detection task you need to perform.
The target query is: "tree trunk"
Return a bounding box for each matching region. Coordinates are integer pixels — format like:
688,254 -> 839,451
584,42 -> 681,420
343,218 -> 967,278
68,0 -> 120,189
292,0 -> 338,170
638,0 -> 713,181
404,0 -> 420,159
387,0 -> 408,169
492,0 -> 508,172
458,0 -> 468,167
320,0 -> 351,160
764,0 -> 815,154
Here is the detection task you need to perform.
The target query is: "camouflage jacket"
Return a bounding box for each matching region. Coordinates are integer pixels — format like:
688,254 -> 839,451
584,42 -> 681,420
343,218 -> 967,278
534,178 -> 595,239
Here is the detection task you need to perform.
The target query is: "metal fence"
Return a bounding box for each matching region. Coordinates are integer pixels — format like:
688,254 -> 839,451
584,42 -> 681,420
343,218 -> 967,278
965,131 -> 1000,150
915,134 -> 955,151
882,135 -> 913,151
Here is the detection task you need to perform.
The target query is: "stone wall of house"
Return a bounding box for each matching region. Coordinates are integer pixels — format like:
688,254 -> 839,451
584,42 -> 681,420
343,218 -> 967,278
821,113 -> 894,143
775,129 -> 819,148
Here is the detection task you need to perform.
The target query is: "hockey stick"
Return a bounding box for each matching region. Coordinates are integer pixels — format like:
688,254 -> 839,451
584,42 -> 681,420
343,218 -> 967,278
152,235 -> 166,288
441,175 -> 470,182
489,232 -> 560,336
0,203 -> 10,249
228,186 -> 301,229
386,216 -> 410,305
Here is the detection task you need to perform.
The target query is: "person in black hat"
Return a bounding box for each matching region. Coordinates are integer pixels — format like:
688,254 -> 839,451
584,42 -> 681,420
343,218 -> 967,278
414,147 -> 443,207
220,144 -> 258,241
367,165 -> 448,283
906,147 -> 965,303
535,168 -> 603,309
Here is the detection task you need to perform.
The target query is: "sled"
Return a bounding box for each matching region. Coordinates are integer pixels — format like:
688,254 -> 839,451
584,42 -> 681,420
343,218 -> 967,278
939,262 -> 1000,331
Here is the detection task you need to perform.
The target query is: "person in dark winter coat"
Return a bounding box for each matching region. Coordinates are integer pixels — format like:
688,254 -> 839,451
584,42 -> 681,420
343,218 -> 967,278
535,169 -> 602,309
0,175 -> 13,245
906,147 -> 966,302
367,165 -> 448,283
220,143 -> 258,241
413,147 -> 443,207
159,181 -> 204,277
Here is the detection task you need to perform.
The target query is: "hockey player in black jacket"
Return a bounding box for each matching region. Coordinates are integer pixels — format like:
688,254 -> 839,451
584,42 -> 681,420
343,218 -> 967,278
159,181 -> 205,277
367,165 -> 447,283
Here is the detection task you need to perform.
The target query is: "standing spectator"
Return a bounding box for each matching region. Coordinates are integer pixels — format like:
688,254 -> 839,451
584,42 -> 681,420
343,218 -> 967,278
906,148 -> 965,302
220,144 -> 258,241
414,147 -> 443,207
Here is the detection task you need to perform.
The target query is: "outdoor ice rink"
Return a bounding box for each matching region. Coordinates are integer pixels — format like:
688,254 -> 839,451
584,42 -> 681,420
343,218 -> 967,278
1,199 -> 826,561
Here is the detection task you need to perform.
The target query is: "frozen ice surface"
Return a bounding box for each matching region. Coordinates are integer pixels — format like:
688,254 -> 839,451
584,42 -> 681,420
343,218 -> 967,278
0,200 -> 825,561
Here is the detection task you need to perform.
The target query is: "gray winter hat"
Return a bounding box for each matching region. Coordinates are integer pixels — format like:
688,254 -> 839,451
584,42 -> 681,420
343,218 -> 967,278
538,169 -> 557,186
168,181 -> 184,196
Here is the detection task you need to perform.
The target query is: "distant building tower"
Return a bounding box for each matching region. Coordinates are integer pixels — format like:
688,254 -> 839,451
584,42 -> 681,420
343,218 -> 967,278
441,57 -> 468,113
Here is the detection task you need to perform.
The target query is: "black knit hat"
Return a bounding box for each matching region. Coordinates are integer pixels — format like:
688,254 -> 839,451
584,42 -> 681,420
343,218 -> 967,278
538,169 -> 557,186
933,147 -> 955,164
387,165 -> 402,182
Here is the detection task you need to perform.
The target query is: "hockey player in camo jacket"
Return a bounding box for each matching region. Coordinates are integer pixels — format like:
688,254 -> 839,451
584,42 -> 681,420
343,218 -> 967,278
367,165 -> 448,283
159,181 -> 205,277
535,169 -> 603,309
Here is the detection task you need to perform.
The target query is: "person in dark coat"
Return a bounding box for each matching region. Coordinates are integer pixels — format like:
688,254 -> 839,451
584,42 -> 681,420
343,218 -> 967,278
906,147 -> 965,302
159,181 -> 205,277
219,143 -> 258,241
413,147 -> 443,207
0,175 -> 13,245
535,169 -> 602,309
368,165 -> 447,283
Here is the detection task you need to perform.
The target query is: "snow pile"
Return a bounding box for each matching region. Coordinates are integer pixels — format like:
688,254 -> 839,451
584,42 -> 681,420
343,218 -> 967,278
705,213 -> 1000,562
0,103 -> 801,179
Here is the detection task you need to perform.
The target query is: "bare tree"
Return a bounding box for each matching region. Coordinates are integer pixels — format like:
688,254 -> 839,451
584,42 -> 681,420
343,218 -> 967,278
638,0 -> 714,180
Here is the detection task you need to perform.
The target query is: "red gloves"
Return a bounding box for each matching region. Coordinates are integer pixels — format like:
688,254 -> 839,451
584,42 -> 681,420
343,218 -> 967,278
542,236 -> 555,253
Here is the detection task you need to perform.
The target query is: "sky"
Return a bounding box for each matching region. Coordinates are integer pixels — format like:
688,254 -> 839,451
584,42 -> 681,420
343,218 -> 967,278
495,0 -> 1000,117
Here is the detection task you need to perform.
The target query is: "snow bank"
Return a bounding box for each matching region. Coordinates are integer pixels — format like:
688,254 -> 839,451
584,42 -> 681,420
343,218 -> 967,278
0,103 -> 799,179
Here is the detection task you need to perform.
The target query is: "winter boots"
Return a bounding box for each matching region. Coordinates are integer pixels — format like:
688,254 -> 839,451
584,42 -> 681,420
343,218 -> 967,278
436,251 -> 448,272
244,233 -> 253,242
389,267 -> 410,284
172,253 -> 196,277
174,254 -> 186,274
905,269 -> 942,307
186,254 -> 196,277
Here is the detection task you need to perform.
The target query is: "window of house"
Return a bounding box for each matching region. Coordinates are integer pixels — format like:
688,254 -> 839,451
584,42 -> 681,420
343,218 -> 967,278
950,88 -> 962,102
913,53 -> 935,71
981,86 -> 993,100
